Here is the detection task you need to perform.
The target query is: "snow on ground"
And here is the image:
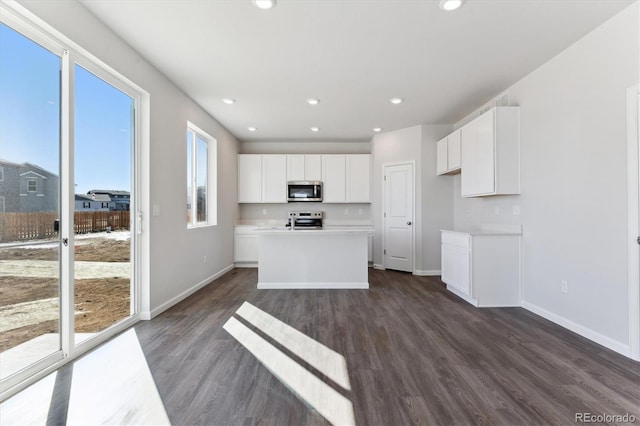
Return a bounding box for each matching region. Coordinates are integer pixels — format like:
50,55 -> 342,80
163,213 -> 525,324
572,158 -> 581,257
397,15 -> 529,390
0,260 -> 130,279
0,230 -> 130,249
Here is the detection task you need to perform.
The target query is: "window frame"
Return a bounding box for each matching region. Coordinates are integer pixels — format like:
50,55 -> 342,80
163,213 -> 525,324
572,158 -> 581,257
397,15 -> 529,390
27,178 -> 37,192
186,121 -> 217,228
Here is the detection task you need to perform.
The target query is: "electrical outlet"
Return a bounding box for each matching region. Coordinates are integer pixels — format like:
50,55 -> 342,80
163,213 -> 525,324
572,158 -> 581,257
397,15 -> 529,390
466,209 -> 471,217
561,280 -> 568,293
494,206 -> 500,215
203,255 -> 207,264
358,209 -> 363,215
344,208 -> 349,215
262,208 -> 267,215
513,205 -> 521,216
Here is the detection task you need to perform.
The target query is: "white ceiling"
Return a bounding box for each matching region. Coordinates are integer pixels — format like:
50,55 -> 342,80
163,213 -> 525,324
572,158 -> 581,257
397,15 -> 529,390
79,0 -> 633,142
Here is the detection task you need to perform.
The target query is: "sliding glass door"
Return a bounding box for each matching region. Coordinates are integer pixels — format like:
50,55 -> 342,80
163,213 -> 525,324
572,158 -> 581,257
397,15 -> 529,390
0,22 -> 64,382
0,13 -> 140,395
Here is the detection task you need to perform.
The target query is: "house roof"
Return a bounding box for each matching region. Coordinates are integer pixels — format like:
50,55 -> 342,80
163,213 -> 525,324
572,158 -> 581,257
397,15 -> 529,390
87,190 -> 130,196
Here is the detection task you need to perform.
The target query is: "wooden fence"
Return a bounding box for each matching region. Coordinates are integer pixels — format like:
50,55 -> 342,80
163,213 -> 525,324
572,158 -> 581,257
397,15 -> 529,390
0,211 -> 130,242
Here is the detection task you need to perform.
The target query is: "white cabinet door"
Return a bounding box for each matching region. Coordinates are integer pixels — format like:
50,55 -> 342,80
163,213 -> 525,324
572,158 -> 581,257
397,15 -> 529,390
346,154 -> 370,202
461,107 -> 519,197
262,155 -> 287,203
286,155 -> 305,181
322,155 -> 346,203
235,234 -> 259,262
441,243 -> 470,295
304,155 -> 322,180
461,113 -> 496,197
238,154 -> 262,203
436,137 -> 448,175
447,129 -> 461,170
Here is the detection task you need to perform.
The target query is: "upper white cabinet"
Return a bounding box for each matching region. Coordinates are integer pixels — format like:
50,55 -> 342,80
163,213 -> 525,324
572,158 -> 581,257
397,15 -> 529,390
237,154 -> 287,203
346,154 -> 370,203
322,154 -> 371,203
322,155 -> 346,203
238,154 -> 262,203
436,129 -> 461,175
286,154 -> 322,181
461,106 -> 520,197
262,155 -> 287,202
240,153 -> 370,204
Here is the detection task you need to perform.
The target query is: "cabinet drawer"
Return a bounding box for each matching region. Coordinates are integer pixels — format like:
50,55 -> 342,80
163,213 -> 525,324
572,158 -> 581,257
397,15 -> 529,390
441,231 -> 470,249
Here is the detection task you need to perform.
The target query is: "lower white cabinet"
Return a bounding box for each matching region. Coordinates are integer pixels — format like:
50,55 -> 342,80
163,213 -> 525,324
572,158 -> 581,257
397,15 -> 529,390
441,230 -> 520,307
235,227 -> 259,266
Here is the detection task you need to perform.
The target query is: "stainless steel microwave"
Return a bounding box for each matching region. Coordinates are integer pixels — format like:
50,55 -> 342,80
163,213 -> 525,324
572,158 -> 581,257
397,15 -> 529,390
287,181 -> 322,202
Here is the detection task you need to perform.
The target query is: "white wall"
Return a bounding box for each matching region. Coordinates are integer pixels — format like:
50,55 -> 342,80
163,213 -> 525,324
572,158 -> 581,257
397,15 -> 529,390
371,124 -> 452,273
453,2 -> 639,351
18,0 -> 241,317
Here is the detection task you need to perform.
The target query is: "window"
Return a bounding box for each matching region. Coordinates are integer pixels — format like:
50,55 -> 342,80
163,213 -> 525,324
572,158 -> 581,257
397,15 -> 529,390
101,202 -> 109,208
27,178 -> 36,192
82,201 -> 90,208
0,166 -> 4,181
187,121 -> 216,227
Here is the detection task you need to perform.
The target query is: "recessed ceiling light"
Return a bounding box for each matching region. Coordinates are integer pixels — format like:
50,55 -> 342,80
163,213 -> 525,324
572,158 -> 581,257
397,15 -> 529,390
248,127 -> 257,132
252,0 -> 276,10
439,0 -> 464,11
390,98 -> 403,105
310,127 -> 320,132
222,98 -> 235,105
306,98 -> 320,105
373,128 -> 383,132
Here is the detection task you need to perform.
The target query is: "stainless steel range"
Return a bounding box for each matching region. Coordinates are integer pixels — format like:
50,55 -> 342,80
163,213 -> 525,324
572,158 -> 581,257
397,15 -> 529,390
286,210 -> 323,230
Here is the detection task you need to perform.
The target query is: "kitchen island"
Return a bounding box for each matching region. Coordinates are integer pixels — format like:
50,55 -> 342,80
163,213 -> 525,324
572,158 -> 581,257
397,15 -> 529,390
257,228 -> 369,289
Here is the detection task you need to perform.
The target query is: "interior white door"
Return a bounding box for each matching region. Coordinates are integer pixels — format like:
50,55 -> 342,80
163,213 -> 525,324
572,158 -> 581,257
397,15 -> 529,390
384,163 -> 413,272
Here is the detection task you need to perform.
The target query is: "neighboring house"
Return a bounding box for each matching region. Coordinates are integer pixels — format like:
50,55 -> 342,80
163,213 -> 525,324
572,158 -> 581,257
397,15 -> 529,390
74,193 -> 111,211
0,159 -> 59,213
84,189 -> 131,211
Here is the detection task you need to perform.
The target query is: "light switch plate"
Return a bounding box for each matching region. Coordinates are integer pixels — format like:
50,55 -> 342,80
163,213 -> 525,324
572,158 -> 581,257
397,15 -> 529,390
512,205 -> 521,216
152,204 -> 161,216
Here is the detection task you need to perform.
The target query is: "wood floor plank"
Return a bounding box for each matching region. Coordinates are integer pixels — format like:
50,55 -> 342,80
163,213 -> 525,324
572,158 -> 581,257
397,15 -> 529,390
15,267 -> 635,425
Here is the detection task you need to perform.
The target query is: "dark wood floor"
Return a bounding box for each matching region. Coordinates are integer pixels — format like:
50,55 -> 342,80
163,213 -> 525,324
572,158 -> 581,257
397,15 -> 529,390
135,268 -> 640,425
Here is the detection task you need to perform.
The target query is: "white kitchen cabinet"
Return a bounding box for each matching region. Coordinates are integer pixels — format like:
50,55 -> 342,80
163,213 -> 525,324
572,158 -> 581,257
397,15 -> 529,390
305,155 -> 322,181
441,229 -> 521,307
436,129 -> 461,175
262,155 -> 287,203
322,155 -> 347,203
346,154 -> 370,202
367,233 -> 373,263
286,155 -> 305,181
286,154 -> 322,181
238,154 -> 287,203
322,154 -> 371,203
238,154 -> 262,203
235,226 -> 259,266
461,106 -> 520,197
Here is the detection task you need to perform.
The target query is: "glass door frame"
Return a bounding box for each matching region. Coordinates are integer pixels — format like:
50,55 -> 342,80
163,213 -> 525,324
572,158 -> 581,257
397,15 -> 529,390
0,2 -> 146,400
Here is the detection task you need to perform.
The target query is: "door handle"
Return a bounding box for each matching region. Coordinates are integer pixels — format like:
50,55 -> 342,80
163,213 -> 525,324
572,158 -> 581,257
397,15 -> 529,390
407,221 -> 412,225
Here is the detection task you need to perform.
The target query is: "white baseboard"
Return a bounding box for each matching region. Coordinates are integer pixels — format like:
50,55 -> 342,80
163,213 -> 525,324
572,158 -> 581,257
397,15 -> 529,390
235,262 -> 258,268
414,269 -> 441,276
373,264 -> 385,270
521,300 -> 631,358
257,282 -> 369,289
141,264 -> 235,320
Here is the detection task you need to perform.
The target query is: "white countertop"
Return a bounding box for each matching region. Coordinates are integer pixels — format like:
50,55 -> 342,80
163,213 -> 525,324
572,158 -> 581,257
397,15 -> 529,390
442,224 -> 522,236
257,228 -> 371,235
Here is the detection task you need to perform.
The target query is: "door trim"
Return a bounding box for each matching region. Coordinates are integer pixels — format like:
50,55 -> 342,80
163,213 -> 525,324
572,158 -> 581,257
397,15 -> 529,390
381,161 -> 416,272
627,84 -> 639,361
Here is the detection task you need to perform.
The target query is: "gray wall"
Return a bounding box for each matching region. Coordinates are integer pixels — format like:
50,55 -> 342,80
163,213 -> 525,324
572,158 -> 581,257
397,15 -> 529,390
452,3 -> 638,348
371,124 -> 452,273
19,0 -> 241,316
